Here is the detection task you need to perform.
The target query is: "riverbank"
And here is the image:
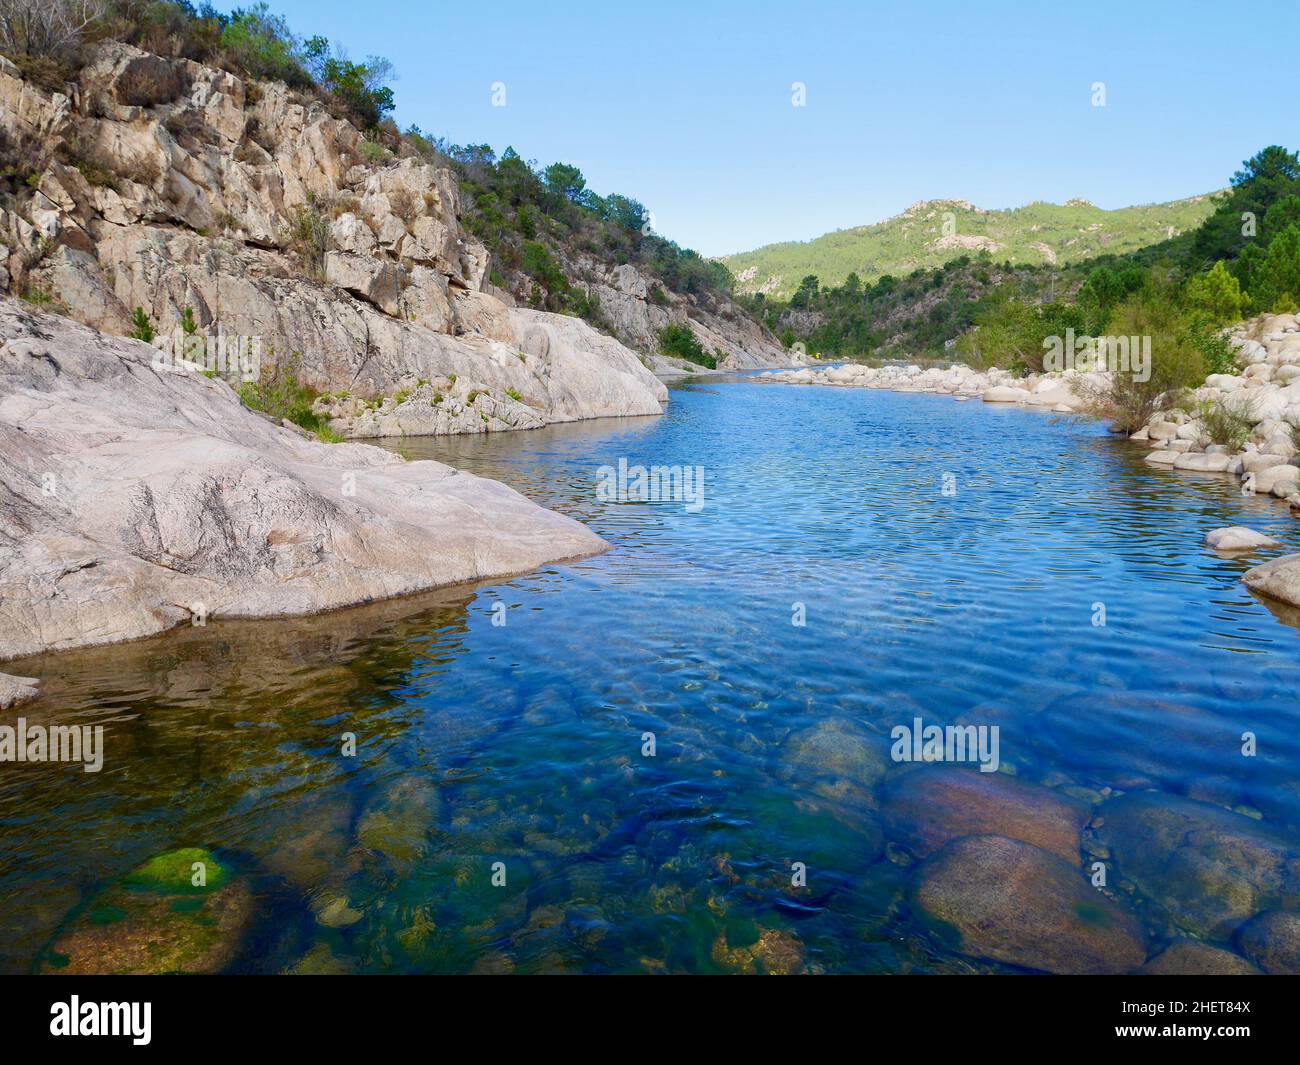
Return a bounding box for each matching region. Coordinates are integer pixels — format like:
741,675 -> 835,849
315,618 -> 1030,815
759,311 -> 1300,607
0,300 -> 608,672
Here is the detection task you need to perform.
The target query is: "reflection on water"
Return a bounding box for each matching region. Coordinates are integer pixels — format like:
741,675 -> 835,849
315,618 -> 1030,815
3,379 -> 1300,973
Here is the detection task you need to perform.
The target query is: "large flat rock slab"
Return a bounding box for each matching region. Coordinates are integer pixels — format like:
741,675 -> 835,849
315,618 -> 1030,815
0,301 -> 606,661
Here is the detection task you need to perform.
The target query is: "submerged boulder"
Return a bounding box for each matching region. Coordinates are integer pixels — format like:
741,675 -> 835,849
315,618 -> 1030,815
41,847 -> 252,974
1041,692 -> 1240,789
912,835 -> 1145,974
778,717 -> 890,807
1235,910 -> 1300,974
881,767 -> 1088,862
710,924 -> 806,975
355,777 -> 442,873
1139,939 -> 1260,975
1097,792 -> 1300,939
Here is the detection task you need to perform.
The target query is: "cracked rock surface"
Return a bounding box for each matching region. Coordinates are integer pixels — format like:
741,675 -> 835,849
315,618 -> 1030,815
0,301 -> 606,661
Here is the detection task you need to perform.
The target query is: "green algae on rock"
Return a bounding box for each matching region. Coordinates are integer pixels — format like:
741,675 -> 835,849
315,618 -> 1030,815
355,777 -> 442,872
40,848 -> 252,975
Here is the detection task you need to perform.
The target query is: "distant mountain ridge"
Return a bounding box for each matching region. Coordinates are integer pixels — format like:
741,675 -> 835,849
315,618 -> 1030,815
723,193 -> 1221,298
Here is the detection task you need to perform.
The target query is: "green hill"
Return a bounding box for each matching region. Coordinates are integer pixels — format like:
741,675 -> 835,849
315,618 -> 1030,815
723,194 -> 1221,298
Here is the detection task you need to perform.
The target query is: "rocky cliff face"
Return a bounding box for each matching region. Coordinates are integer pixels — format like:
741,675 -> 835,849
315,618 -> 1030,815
564,257 -> 793,372
0,299 -> 606,664
0,42 -> 679,436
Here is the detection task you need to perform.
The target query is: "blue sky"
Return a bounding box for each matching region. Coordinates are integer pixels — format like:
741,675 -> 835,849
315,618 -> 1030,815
262,0 -> 1296,257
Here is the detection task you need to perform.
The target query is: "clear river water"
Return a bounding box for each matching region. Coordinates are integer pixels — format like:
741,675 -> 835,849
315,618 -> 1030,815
3,373 -> 1300,974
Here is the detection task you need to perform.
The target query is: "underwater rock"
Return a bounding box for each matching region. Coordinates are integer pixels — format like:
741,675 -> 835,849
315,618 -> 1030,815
239,789 -> 356,897
1235,910 -> 1300,974
0,877 -> 79,974
41,847 -> 252,974
913,835 -> 1145,974
285,940 -> 358,975
768,796 -> 886,873
355,777 -> 442,873
1097,792 -> 1300,939
312,895 -> 363,929
1042,692 -> 1241,788
1139,940 -> 1260,975
778,717 -> 889,807
881,767 -> 1088,862
711,923 -> 806,975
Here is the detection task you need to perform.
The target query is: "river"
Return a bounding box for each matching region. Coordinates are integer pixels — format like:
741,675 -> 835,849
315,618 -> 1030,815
3,374 -> 1299,973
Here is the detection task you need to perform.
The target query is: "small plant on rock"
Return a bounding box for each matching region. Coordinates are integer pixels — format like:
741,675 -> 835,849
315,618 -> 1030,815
284,203 -> 329,280
1196,393 -> 1258,451
129,307 -> 155,342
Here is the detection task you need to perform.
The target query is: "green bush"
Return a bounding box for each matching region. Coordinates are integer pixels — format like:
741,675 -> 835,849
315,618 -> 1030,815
1186,321 -> 1239,376
129,307 -> 154,342
1197,393 -> 1258,450
658,324 -> 716,369
237,353 -> 341,442
284,203 -> 329,278
358,139 -> 391,165
1248,224 -> 1300,311
219,4 -> 310,86
1077,293 -> 1207,433
303,38 -> 394,129
520,240 -> 569,309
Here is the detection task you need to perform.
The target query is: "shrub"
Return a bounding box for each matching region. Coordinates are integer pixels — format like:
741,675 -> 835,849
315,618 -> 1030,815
284,202 -> 329,279
0,0 -> 104,59
129,306 -> 154,341
1197,393 -> 1258,450
1076,293 -> 1207,434
0,124 -> 51,196
1248,224 -> 1300,311
236,352 -> 340,442
658,323 -> 716,369
359,139 -> 391,165
218,4 -> 309,86
20,285 -> 69,313
5,50 -> 74,89
520,240 -> 569,309
302,38 -> 395,130
387,185 -> 419,225
66,152 -> 117,189
1186,322 -> 1239,377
